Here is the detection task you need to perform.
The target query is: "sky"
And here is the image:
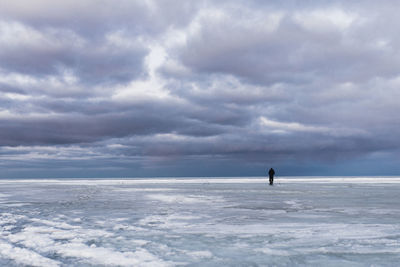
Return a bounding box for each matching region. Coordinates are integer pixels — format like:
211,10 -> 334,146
1,0 -> 400,178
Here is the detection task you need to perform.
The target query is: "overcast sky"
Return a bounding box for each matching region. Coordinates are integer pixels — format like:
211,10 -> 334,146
1,0 -> 400,178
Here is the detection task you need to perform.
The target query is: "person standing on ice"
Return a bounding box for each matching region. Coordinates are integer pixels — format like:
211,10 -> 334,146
268,168 -> 275,185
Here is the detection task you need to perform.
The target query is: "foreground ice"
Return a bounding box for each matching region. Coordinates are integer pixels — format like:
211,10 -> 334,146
0,177 -> 400,266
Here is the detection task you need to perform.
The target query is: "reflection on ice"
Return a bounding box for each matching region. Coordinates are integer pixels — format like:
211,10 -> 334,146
0,177 -> 400,266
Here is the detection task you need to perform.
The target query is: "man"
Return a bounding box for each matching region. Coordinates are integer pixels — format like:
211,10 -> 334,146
268,168 -> 275,185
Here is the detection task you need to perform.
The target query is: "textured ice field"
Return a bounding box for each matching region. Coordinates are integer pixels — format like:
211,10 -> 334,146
1,177 -> 400,266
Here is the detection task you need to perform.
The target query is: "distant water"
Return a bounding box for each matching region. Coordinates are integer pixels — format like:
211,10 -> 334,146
1,177 -> 400,266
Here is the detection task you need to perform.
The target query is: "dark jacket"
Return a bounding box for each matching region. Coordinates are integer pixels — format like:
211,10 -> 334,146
268,168 -> 275,176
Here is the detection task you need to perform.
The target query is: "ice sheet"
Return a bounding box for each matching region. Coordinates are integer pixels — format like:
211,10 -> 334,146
1,177 -> 400,266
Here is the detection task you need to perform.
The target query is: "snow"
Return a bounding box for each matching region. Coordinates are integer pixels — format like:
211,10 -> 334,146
0,177 -> 400,266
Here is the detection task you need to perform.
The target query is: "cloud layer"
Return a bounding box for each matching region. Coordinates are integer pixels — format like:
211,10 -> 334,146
1,0 -> 400,177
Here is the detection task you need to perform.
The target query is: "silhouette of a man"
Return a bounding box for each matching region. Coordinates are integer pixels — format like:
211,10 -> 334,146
268,168 -> 275,185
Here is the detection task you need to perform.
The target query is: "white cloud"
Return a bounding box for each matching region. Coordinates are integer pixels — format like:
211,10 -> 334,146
259,117 -> 369,137
259,116 -> 330,134
293,8 -> 358,32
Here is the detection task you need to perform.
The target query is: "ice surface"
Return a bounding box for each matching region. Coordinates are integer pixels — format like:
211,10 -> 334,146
0,177 -> 400,266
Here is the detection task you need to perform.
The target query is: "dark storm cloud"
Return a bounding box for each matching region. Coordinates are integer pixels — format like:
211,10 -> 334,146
0,21 -> 147,86
1,0 -> 400,177
0,96 -> 241,146
0,82 -> 26,94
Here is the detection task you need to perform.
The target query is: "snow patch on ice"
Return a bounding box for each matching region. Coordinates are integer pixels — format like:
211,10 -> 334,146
0,240 -> 60,267
31,218 -> 81,229
185,250 -> 213,258
255,247 -> 291,256
1,213 -> 171,266
113,188 -> 179,192
52,243 -> 171,267
139,213 -> 203,230
2,203 -> 30,207
147,193 -> 223,204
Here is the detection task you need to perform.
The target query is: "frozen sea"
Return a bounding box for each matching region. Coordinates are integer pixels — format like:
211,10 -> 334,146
1,177 -> 400,266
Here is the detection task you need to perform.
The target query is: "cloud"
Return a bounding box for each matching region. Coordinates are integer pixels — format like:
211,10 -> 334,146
0,21 -> 147,87
1,0 -> 400,177
172,2 -> 400,86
